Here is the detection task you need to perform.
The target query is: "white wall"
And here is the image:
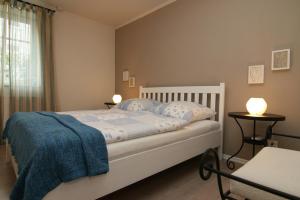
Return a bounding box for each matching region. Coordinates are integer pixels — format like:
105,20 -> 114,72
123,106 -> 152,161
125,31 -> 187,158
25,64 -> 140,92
53,11 -> 115,111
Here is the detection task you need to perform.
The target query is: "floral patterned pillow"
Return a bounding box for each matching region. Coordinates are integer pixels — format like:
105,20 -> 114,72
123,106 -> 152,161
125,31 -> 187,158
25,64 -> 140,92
117,98 -> 161,112
154,101 -> 216,122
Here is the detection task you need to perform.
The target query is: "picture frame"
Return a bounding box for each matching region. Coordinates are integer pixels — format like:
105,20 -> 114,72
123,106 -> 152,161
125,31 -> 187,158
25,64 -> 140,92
248,65 -> 264,84
123,70 -> 129,81
129,77 -> 135,88
271,49 -> 290,71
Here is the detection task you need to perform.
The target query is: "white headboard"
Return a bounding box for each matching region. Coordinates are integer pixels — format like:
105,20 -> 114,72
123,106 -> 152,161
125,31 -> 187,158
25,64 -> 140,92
139,83 -> 225,128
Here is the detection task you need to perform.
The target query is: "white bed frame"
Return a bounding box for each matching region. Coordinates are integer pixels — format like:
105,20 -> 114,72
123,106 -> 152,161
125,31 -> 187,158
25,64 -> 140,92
8,83 -> 225,200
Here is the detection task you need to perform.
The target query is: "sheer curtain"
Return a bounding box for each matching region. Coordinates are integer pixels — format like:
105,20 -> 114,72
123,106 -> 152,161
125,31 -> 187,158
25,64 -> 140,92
0,0 -> 55,135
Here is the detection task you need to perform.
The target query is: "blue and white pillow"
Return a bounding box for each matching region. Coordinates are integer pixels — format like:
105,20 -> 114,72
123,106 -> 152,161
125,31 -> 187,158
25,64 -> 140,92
154,101 -> 216,122
117,98 -> 161,112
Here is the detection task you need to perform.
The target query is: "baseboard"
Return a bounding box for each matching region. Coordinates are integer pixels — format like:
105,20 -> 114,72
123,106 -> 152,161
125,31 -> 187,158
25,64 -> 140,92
222,154 -> 248,165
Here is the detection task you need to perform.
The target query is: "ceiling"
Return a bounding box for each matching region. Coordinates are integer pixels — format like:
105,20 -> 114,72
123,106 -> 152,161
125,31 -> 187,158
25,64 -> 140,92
44,0 -> 176,28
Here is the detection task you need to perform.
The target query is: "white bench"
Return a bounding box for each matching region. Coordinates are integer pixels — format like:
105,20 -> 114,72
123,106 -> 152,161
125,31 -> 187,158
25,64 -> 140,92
230,147 -> 300,200
199,147 -> 300,200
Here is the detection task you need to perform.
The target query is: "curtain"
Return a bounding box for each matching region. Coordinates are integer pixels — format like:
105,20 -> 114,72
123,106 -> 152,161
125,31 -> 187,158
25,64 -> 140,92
0,0 -> 55,139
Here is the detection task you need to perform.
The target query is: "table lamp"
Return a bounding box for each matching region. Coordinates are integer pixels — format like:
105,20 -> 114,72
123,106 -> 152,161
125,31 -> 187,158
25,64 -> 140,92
112,94 -> 122,104
246,98 -> 267,116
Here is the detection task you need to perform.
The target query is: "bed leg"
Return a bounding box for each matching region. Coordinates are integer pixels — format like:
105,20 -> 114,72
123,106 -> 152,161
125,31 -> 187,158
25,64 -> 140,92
218,146 -> 223,161
199,149 -> 236,200
5,139 -> 9,163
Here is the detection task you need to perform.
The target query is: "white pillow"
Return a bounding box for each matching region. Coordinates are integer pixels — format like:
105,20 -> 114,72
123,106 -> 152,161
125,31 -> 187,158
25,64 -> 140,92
117,98 -> 161,112
154,101 -> 216,122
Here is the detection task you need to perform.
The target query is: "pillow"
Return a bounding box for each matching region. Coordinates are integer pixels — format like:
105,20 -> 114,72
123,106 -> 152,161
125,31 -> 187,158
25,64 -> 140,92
154,101 -> 216,122
117,98 -> 161,112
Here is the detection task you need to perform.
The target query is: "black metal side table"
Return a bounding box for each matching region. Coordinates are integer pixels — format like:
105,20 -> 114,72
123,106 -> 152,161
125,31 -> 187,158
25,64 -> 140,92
104,102 -> 116,109
227,112 -> 285,169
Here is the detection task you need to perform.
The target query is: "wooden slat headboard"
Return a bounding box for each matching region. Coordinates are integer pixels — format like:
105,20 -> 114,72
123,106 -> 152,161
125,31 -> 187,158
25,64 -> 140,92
139,83 -> 225,153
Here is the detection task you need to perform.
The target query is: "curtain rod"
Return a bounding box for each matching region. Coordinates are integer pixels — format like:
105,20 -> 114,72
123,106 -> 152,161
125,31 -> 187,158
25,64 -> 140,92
18,0 -> 56,12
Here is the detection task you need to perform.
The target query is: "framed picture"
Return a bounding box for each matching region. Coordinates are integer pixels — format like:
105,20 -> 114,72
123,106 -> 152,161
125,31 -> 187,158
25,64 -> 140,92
248,65 -> 264,84
129,77 -> 135,88
123,70 -> 129,81
271,49 -> 290,71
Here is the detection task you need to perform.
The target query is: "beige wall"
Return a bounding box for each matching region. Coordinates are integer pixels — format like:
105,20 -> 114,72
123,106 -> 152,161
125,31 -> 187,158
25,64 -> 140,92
116,0 -> 300,159
53,11 -> 115,111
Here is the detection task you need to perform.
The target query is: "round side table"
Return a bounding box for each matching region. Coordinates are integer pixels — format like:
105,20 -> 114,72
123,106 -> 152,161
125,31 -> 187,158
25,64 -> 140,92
104,102 -> 116,109
227,112 -> 285,169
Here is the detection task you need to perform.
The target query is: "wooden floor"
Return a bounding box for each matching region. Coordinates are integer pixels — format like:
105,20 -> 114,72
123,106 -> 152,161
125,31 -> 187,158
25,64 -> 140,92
0,145 -> 16,200
0,145 -> 239,200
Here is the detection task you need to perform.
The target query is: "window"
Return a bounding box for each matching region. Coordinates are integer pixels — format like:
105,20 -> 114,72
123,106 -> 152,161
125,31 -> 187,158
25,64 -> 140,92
0,2 -> 55,116
0,17 -> 31,86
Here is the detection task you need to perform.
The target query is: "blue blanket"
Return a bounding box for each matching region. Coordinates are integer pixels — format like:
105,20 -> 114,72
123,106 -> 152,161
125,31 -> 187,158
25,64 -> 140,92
3,112 -> 109,200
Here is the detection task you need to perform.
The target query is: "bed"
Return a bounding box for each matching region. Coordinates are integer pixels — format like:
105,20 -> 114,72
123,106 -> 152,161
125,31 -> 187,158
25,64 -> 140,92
6,83 -> 225,200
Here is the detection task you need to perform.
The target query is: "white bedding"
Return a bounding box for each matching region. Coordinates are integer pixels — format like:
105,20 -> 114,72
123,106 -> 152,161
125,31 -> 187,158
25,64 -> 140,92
61,108 -> 220,160
62,108 -> 190,144
107,119 -> 220,160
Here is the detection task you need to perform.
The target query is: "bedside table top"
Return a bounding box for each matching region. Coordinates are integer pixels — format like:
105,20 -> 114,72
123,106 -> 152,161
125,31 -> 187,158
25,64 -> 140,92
104,102 -> 116,106
228,112 -> 285,121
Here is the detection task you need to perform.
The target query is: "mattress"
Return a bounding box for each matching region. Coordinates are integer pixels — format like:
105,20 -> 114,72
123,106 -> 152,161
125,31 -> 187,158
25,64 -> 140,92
9,120 -> 220,175
107,120 -> 220,160
230,147 -> 300,200
8,117 -> 220,175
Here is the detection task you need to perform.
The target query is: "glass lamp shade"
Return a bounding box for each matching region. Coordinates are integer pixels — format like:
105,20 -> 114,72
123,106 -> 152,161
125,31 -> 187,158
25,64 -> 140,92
246,98 -> 267,116
112,94 -> 122,104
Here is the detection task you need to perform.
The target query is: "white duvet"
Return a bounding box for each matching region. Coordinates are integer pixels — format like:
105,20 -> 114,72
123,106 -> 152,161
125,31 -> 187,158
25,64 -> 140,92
62,108 -> 189,144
